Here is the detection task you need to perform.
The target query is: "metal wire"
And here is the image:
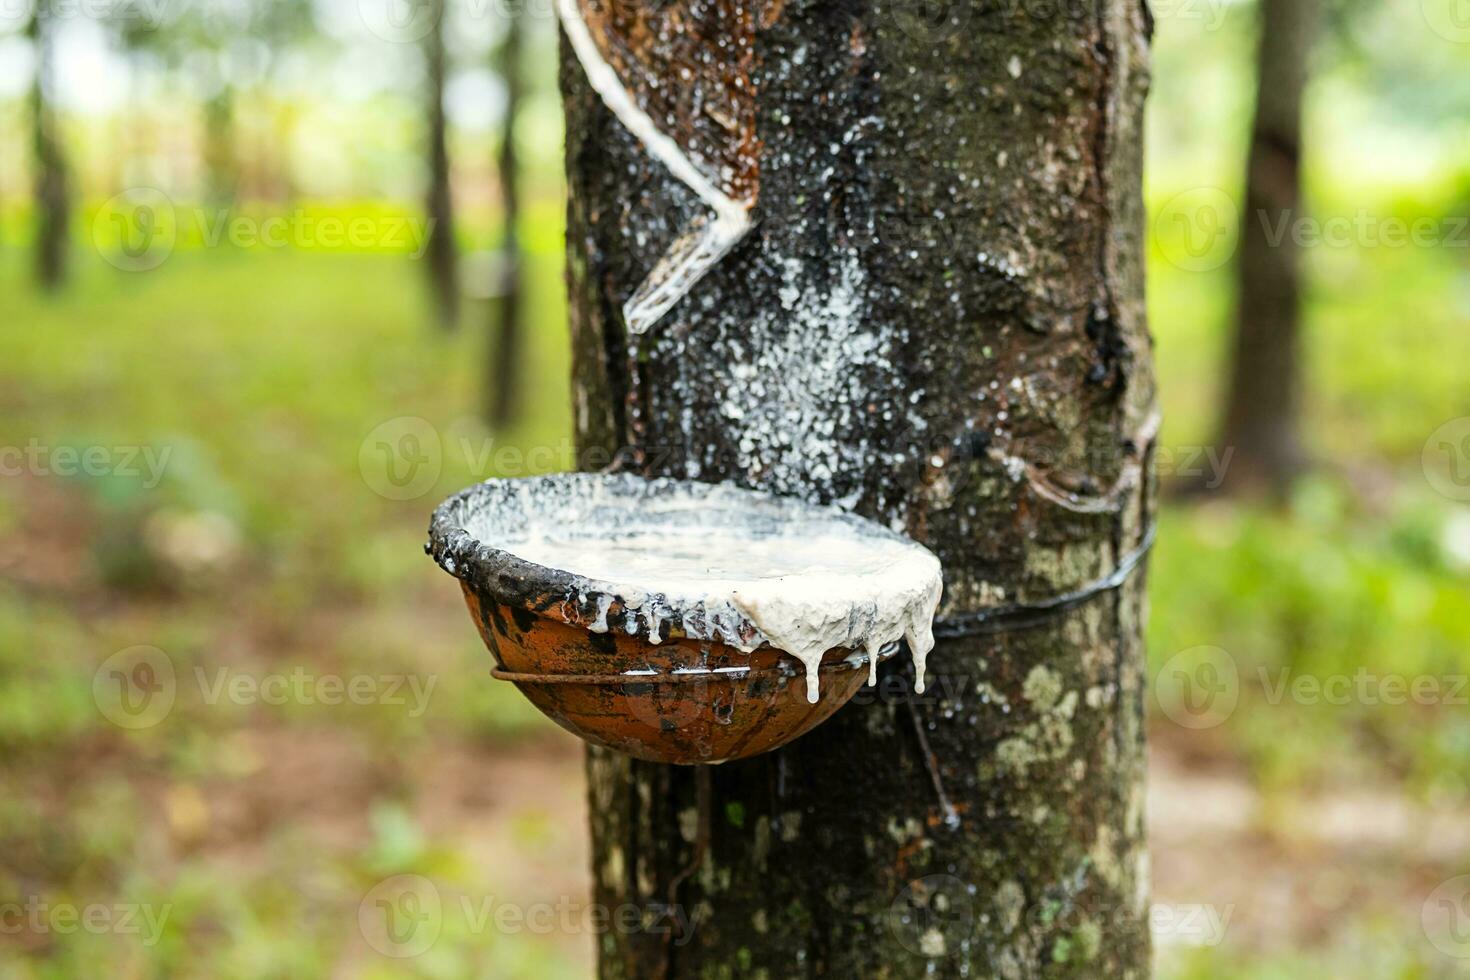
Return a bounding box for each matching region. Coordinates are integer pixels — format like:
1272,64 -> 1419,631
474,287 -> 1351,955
488,643 -> 899,685
932,521 -> 1157,640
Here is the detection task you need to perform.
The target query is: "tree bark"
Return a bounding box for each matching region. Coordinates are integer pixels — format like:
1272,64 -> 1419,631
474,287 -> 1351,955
423,0 -> 459,330
563,1 -> 1157,975
1216,0 -> 1319,493
488,12 -> 525,426
29,0 -> 69,291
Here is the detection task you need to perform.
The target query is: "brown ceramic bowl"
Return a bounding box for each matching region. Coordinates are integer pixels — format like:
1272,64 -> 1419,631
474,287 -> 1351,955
425,474 -> 899,765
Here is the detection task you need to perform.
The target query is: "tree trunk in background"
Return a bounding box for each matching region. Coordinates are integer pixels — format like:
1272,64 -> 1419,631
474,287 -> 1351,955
203,87 -> 237,207
564,0 -> 1157,976
488,12 -> 524,426
1216,0 -> 1319,493
28,0 -> 69,290
423,0 -> 459,330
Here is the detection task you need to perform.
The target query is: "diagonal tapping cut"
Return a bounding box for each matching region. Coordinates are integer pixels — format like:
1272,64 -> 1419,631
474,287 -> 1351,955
556,0 -> 757,335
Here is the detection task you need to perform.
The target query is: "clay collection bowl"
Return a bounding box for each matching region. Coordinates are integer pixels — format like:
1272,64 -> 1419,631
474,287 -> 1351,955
426,473 -> 923,765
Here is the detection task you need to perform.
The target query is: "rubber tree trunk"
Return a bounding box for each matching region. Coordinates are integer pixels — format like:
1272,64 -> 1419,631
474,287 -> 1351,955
28,0 -> 69,290
1216,0 -> 1319,493
563,1 -> 1158,975
423,0 -> 459,331
488,12 -> 525,426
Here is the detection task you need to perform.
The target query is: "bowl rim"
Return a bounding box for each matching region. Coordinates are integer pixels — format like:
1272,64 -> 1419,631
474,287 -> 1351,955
425,472 -> 927,652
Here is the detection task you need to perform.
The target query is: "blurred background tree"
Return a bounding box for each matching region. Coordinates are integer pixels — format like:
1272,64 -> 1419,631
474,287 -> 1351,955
1216,0 -> 1320,495
421,0 -> 458,330
488,6 -> 523,426
26,0 -> 68,288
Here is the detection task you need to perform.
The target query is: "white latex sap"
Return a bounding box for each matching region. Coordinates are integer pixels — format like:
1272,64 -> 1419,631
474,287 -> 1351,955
480,482 -> 943,704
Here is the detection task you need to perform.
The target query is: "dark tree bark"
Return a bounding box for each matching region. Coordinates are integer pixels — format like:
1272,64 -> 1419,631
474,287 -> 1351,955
563,0 -> 1157,975
423,0 -> 459,330
488,12 -> 525,426
28,0 -> 69,290
1216,0 -> 1319,493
